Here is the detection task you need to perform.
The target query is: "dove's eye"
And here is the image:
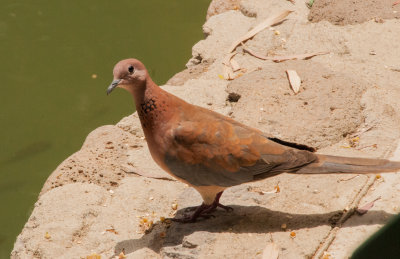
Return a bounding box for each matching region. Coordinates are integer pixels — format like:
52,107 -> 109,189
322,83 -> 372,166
128,65 -> 134,74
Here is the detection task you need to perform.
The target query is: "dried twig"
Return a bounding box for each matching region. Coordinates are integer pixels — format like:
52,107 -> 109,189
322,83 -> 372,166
356,144 -> 378,151
349,125 -> 374,138
338,175 -> 360,182
222,52 -> 237,80
230,58 -> 241,72
121,167 -> 176,181
242,45 -> 328,62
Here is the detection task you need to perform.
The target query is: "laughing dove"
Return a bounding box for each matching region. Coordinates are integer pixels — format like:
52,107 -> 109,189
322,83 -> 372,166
107,58 -> 400,222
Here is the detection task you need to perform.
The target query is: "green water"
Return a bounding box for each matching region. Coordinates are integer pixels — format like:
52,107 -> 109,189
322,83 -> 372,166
0,0 -> 210,256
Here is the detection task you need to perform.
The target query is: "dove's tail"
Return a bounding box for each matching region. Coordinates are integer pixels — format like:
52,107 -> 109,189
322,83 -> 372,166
296,154 -> 400,174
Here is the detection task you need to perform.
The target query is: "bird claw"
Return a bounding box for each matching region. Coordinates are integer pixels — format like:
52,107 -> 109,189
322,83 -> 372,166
172,192 -> 232,223
184,206 -> 200,212
172,204 -> 232,223
218,204 -> 234,212
171,212 -> 215,223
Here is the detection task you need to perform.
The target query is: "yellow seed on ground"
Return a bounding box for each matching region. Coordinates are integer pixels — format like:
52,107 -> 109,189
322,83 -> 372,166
172,203 -> 178,210
290,231 -> 296,238
376,174 -> 381,179
44,232 -> 51,239
160,216 -> 166,222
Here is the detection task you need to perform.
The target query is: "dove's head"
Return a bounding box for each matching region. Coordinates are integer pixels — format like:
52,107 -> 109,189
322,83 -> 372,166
107,58 -> 150,95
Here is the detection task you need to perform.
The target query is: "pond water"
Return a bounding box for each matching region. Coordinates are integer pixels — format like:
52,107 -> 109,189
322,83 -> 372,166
0,0 -> 210,256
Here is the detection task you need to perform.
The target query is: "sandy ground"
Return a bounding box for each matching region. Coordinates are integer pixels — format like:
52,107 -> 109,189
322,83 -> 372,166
11,0 -> 400,258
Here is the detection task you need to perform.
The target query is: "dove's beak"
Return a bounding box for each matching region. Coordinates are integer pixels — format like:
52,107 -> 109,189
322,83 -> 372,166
107,79 -> 122,95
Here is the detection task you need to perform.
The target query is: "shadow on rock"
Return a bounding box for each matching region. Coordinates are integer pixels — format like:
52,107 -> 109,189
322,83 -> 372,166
113,204 -> 395,257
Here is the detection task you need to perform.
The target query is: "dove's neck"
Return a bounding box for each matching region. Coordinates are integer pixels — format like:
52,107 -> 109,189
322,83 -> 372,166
132,79 -> 177,136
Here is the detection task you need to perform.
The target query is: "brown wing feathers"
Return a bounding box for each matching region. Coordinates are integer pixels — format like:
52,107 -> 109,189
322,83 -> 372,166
165,116 -> 319,187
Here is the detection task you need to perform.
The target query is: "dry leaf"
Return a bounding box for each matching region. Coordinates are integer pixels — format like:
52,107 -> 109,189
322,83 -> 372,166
234,73 -> 244,79
262,242 -> 280,259
228,10 -> 293,53
261,187 -> 280,194
356,197 -> 381,215
118,251 -> 127,259
286,70 -> 301,94
349,137 -> 359,147
322,251 -> 332,259
138,217 -> 154,233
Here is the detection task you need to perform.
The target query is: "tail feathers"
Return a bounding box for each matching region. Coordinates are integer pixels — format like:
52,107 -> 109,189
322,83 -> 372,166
296,154 -> 400,174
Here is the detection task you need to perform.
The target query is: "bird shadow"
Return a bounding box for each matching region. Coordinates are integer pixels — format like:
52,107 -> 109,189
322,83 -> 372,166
113,204 -> 395,257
